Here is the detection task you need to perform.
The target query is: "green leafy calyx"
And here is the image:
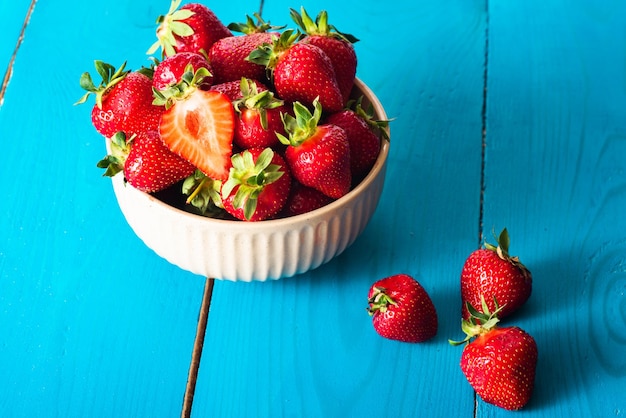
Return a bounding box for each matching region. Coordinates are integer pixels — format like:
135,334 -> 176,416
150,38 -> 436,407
75,61 -> 129,108
277,98 -> 323,147
221,148 -> 285,220
289,7 -> 359,43
183,170 -> 224,215
233,78 -> 284,130
246,29 -> 301,70
152,65 -> 212,109
97,131 -> 132,177
366,286 -> 397,317
227,13 -> 285,34
484,227 -> 531,281
449,296 -> 503,346
147,0 -> 196,57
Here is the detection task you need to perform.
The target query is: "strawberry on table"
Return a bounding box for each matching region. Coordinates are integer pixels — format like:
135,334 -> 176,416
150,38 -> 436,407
152,52 -> 213,91
221,147 -> 291,221
290,7 -> 358,103
154,67 -> 235,181
367,274 -> 438,343
450,298 -> 538,411
248,29 -> 344,113
76,61 -> 163,138
461,228 -> 532,320
147,0 -> 232,58
233,78 -> 289,149
277,98 -> 351,199
324,97 -> 388,182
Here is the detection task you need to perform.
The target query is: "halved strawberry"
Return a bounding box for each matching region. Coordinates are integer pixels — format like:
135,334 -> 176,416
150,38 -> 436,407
156,69 -> 235,181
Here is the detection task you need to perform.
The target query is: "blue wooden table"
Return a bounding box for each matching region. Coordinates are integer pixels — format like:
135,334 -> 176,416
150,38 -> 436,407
1,0 -> 625,416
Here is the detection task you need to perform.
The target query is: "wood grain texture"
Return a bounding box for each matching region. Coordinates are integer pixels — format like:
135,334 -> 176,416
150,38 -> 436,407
0,1 -> 210,416
482,0 -> 626,416
191,0 -> 485,416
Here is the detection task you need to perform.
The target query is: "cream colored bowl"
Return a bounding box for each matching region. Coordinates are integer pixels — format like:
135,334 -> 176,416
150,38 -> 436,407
110,78 -> 389,281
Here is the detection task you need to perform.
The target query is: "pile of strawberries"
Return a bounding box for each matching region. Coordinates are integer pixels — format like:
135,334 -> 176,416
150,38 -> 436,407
76,0 -> 388,221
367,228 -> 537,411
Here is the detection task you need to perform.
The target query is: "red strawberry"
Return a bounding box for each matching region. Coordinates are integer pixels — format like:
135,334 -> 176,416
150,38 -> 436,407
290,7 -> 358,103
233,78 -> 288,149
147,0 -> 231,57
97,131 -> 195,193
461,228 -> 532,320
280,181 -> 334,217
248,29 -> 344,113
450,299 -> 538,410
209,79 -> 269,101
155,68 -> 235,181
153,52 -> 213,91
367,274 -> 438,343
76,61 -> 163,138
124,131 -> 196,192
324,97 -> 388,182
209,15 -> 280,85
221,147 -> 291,221
278,99 -> 351,199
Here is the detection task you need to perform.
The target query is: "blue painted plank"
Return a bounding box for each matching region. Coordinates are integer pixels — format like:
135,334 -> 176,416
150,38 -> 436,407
0,0 -> 216,416
191,0 -> 486,416
483,0 -> 626,416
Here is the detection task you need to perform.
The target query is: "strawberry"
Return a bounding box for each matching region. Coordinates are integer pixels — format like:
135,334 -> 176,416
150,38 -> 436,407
367,274 -> 438,343
280,181 -> 334,217
450,298 -> 538,410
233,78 -> 288,149
97,131 -> 195,193
324,97 -> 388,182
152,52 -> 213,91
277,98 -> 351,199
209,14 -> 281,84
248,29 -> 344,113
461,228 -> 532,320
209,79 -> 269,101
76,61 -> 163,138
221,147 -> 291,221
290,7 -> 358,103
147,0 -> 232,58
155,67 -> 235,181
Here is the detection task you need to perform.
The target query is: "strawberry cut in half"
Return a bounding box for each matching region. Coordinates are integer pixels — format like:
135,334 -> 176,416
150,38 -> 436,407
158,83 -> 235,181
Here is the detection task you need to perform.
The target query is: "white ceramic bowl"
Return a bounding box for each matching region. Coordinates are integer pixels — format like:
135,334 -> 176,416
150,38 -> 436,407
110,78 -> 389,281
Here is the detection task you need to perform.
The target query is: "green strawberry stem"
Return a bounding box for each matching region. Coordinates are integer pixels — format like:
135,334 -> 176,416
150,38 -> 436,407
289,7 -> 359,43
366,286 -> 398,316
276,98 -> 323,147
449,296 -> 503,346
227,13 -> 285,34
182,170 -> 223,214
246,29 -> 301,71
221,148 -> 285,220
349,96 -> 392,141
96,131 -> 132,177
485,228 -> 532,282
146,0 -> 195,57
152,65 -> 211,109
233,78 -> 284,130
75,61 -> 129,107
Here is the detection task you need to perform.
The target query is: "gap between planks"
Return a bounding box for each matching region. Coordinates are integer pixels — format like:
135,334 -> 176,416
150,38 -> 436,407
181,277 -> 215,418
475,0 -> 490,415
0,0 -> 37,107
